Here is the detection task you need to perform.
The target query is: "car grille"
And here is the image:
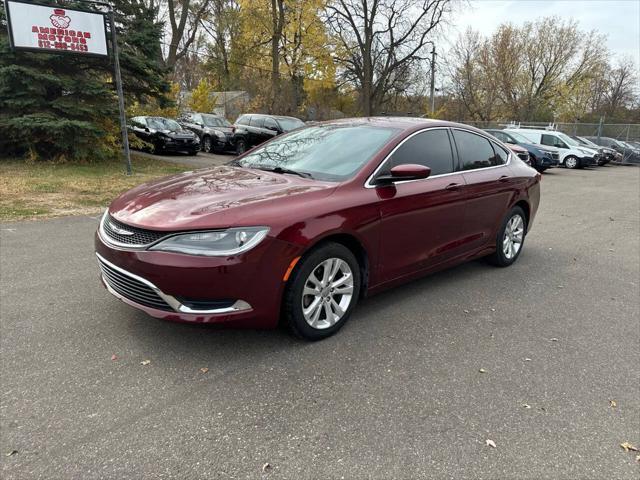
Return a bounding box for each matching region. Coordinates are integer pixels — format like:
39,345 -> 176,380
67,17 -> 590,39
102,215 -> 168,247
97,256 -> 173,311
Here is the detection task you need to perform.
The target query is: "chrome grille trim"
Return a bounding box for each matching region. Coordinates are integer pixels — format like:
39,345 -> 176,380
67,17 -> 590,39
99,211 -> 169,249
96,253 -> 252,314
97,253 -> 174,311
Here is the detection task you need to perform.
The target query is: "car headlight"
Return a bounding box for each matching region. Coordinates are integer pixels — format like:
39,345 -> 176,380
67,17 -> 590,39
148,227 -> 269,256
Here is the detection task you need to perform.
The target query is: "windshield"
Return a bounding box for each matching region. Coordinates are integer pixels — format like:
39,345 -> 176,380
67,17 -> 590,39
202,115 -> 231,127
577,137 -> 597,147
237,125 -> 399,181
507,131 -> 531,143
557,132 -> 580,146
147,117 -> 181,131
278,118 -> 305,132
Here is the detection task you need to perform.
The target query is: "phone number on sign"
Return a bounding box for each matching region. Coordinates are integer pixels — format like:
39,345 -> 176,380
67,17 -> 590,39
38,40 -> 89,52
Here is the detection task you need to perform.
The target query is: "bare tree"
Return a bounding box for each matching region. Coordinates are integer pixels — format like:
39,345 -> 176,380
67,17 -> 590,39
165,0 -> 211,69
604,58 -> 638,116
326,0 -> 451,115
200,0 -> 240,89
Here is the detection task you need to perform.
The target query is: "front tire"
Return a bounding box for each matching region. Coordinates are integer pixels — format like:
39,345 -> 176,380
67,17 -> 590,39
235,138 -> 247,155
564,156 -> 579,169
283,243 -> 361,340
487,206 -> 527,267
202,136 -> 213,153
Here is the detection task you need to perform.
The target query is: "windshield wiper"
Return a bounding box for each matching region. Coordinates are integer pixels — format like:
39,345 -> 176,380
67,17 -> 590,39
256,166 -> 314,179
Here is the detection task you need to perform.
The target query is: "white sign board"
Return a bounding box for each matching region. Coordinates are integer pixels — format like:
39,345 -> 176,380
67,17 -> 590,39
6,0 -> 108,57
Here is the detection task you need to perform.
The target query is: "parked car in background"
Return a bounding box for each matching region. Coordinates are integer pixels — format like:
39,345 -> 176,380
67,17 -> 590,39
96,118 -> 540,340
583,136 -> 640,163
505,143 -> 531,166
484,129 -> 559,172
129,116 -> 200,155
506,129 -> 599,169
233,114 -> 305,154
179,112 -> 234,153
618,141 -> 640,162
571,136 -> 618,165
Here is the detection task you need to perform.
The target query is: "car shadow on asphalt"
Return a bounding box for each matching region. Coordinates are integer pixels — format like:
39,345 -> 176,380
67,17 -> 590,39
117,245 -> 549,362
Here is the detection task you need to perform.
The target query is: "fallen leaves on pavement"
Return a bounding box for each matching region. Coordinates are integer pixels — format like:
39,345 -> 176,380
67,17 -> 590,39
479,368 -> 487,373
200,367 -> 209,374
111,354 -> 118,361
486,439 -> 496,448
620,442 -> 638,453
609,400 -> 617,408
140,360 -> 151,366
6,450 -> 18,457
262,462 -> 272,472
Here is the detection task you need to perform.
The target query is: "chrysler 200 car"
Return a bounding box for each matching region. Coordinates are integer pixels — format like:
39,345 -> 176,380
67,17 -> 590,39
96,118 -> 540,340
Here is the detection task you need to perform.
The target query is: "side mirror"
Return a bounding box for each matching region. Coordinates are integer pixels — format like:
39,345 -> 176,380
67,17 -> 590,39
144,127 -> 150,132
266,125 -> 280,133
375,164 -> 431,185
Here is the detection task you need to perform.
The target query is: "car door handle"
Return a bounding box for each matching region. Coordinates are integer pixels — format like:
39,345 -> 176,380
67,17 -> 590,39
445,183 -> 463,191
498,175 -> 510,183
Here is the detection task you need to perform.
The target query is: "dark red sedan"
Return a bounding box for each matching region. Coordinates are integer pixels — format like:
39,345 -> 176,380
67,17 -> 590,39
96,118 -> 540,340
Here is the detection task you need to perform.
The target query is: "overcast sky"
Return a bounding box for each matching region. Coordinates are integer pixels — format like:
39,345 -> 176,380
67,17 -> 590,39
447,0 -> 640,63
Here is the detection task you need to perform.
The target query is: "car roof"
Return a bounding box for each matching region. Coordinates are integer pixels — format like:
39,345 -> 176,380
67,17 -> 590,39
316,117 -> 494,135
241,114 -> 302,121
504,128 -> 551,134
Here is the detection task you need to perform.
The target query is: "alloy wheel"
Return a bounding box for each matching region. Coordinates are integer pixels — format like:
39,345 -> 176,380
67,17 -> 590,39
301,258 -> 354,329
503,214 -> 524,260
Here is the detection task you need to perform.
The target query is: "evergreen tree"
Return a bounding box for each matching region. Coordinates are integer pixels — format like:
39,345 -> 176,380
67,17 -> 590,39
0,1 -> 169,161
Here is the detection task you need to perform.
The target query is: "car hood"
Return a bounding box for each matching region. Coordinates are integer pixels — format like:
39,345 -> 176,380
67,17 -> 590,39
507,144 -> 527,153
165,129 -> 195,137
109,166 -> 337,231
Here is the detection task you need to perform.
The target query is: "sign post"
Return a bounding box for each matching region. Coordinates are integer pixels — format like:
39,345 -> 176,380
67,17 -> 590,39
107,9 -> 131,175
5,0 -> 132,174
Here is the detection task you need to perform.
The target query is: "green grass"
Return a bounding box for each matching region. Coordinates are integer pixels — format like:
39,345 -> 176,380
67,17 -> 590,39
0,155 -> 189,222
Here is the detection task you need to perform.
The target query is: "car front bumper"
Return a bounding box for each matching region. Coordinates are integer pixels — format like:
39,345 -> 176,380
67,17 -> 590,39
540,155 -> 560,167
162,138 -> 200,151
580,155 -> 597,167
95,231 -> 304,327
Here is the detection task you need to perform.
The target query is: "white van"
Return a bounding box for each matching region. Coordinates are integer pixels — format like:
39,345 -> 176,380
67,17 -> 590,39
504,129 -> 600,169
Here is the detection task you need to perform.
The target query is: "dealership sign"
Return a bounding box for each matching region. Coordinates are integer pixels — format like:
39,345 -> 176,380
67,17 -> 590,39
6,0 -> 108,56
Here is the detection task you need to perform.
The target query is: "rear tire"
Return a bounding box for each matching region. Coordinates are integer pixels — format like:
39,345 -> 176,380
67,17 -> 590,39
283,243 -> 361,340
487,206 -> 527,267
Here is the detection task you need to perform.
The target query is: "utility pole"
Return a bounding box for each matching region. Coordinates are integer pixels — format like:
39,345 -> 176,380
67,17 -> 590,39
430,45 -> 436,115
597,116 -> 604,142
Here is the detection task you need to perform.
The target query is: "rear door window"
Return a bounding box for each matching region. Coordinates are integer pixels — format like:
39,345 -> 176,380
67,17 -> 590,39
491,142 -> 509,165
452,130 -> 498,170
236,115 -> 250,125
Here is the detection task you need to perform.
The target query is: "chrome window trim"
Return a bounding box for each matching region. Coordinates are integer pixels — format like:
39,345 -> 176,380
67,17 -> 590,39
96,253 -> 252,315
364,126 -> 511,189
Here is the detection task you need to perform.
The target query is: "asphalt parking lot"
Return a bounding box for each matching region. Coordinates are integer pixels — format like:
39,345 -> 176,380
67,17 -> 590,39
1,165 -> 639,479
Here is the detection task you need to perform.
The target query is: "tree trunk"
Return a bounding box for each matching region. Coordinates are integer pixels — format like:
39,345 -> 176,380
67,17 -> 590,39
270,0 -> 284,112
